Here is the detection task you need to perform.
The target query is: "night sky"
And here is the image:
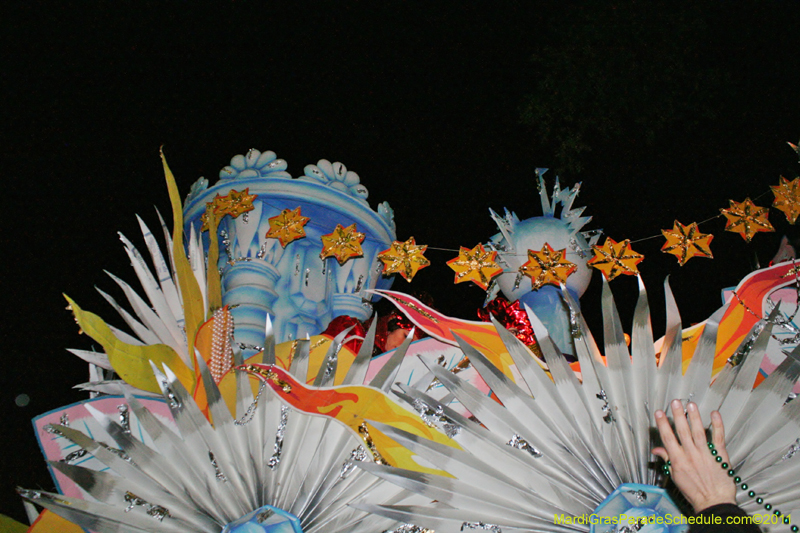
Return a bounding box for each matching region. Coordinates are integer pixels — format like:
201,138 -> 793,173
4,2 -> 800,524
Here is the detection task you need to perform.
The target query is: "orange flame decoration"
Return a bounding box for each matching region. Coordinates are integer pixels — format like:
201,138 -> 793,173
240,363 -> 457,476
710,262 -> 798,382
371,289 -> 543,380
193,264 -> 795,439
377,263 -> 799,387
652,262 -> 799,384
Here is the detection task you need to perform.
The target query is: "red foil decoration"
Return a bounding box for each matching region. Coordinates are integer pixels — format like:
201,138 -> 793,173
321,315 -> 367,354
477,296 -> 537,347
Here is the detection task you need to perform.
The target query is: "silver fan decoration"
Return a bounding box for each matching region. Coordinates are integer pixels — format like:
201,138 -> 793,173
18,322 -> 430,533
18,204 -> 439,533
351,278 -> 800,532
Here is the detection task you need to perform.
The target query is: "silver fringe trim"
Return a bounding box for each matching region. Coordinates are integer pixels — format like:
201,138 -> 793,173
412,398 -> 461,439
340,445 -> 369,479
461,522 -> 501,532
782,438 -> 800,461
268,406 -> 289,470
209,452 -> 228,482
384,525 -> 435,533
506,434 -> 543,458
118,404 -> 131,434
124,491 -> 170,521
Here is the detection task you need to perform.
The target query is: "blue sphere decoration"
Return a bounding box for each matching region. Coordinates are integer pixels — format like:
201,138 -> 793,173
222,505 -> 303,533
493,214 -> 591,356
488,175 -> 598,356
587,483 -> 688,533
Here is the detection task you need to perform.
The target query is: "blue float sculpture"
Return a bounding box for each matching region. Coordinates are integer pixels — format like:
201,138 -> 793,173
184,149 -> 396,352
488,169 -> 600,355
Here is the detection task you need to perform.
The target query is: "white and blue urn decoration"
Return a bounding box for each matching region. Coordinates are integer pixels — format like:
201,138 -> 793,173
184,149 -> 396,353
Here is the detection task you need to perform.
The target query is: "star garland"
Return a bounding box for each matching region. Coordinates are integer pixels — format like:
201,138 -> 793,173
661,220 -> 714,266
588,238 -> 644,281
320,224 -> 366,265
198,141 -> 800,289
224,188 -> 259,218
518,243 -> 577,290
378,237 -> 430,282
201,188 -> 257,231
772,176 -> 800,224
265,207 -> 310,247
446,244 -> 503,290
720,198 -> 774,242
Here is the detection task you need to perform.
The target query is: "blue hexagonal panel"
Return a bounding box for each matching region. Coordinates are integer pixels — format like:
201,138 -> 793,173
590,483 -> 688,533
222,504 -> 303,533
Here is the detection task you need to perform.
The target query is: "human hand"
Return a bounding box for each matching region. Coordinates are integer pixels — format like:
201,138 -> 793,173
652,399 -> 737,513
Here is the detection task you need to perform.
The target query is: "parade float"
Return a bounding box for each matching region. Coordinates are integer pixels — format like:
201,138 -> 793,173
13,146 -> 800,532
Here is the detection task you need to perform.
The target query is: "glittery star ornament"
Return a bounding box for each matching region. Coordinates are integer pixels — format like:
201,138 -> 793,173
200,194 -> 227,231
446,244 -> 503,290
200,189 -> 257,231
720,198 -> 774,242
377,237 -> 431,282
265,207 -> 310,247
660,220 -> 714,266
587,237 -> 644,281
518,243 -> 577,291
221,188 -> 258,218
772,176 -> 800,224
319,223 -> 365,265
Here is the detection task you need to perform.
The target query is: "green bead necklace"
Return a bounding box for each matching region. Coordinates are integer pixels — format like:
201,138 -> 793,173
661,442 -> 795,530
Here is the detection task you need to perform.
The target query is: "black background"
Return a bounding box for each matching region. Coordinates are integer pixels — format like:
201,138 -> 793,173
3,2 -> 800,524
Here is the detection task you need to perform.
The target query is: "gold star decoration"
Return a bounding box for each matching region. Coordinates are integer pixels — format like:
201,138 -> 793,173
660,220 -> 714,266
518,243 -> 577,291
720,198 -> 774,242
201,194 -> 227,231
222,188 -> 258,218
200,188 -> 257,231
378,237 -> 431,282
446,244 -> 503,290
319,224 -> 366,265
772,176 -> 800,224
587,237 -> 644,281
265,207 -> 311,247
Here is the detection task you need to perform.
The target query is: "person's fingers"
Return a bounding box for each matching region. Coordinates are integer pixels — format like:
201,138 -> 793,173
670,399 -> 694,450
710,410 -> 729,462
651,446 -> 669,462
655,409 -> 683,459
686,402 -> 707,448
